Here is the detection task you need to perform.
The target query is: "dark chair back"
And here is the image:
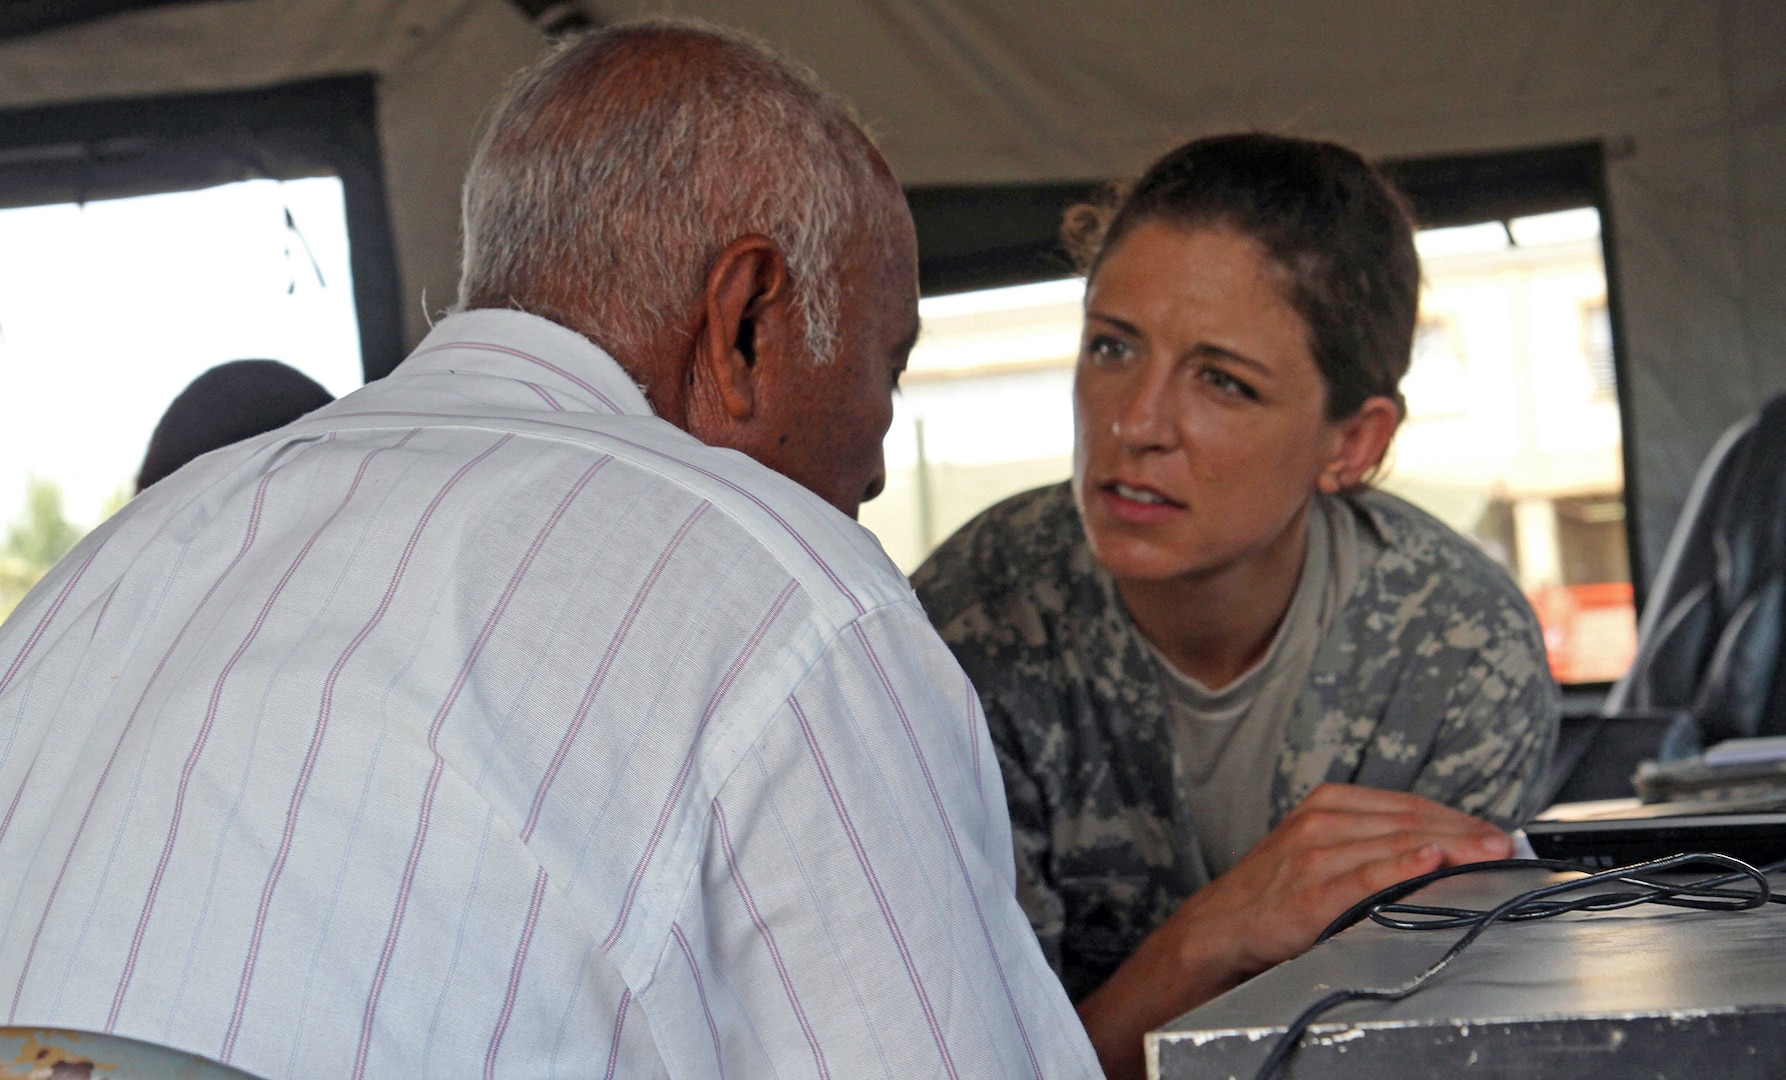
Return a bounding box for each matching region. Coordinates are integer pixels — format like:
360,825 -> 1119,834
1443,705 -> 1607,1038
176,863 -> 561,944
1608,393 -> 1786,742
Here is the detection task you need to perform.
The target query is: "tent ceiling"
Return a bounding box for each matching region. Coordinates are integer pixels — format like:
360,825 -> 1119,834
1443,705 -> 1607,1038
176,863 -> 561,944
596,0 -> 1725,186
0,0 -> 1776,583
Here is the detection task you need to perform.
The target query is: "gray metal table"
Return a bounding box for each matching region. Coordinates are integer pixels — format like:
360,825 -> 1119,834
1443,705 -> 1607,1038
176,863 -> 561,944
1149,865 -> 1786,1079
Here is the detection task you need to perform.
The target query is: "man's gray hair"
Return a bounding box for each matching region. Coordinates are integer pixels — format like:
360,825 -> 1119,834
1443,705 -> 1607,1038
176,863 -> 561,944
457,18 -> 885,364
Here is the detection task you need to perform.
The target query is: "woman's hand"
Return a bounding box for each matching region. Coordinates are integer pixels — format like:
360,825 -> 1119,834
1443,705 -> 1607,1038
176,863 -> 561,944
1177,783 -> 1512,974
1074,783 -> 1512,1080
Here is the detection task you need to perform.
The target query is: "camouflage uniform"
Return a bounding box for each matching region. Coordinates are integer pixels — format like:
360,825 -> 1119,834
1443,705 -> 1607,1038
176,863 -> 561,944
911,482 -> 1560,1001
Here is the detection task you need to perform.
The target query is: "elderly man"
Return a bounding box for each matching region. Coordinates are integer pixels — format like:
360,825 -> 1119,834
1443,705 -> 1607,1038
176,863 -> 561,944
0,21 -> 1100,1079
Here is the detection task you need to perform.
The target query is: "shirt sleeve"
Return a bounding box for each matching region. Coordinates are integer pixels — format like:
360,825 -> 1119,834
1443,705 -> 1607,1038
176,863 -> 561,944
644,600 -> 1101,1080
1405,594 -> 1563,828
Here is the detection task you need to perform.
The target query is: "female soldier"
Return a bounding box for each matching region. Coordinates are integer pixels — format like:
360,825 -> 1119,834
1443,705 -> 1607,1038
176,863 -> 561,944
913,133 -> 1559,1079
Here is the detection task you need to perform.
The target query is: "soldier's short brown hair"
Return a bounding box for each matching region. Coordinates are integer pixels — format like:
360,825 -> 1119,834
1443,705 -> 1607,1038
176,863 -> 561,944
1063,132 -> 1420,421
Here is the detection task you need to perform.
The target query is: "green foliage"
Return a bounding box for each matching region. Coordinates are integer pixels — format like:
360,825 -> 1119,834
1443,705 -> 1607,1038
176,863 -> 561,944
0,476 -> 85,622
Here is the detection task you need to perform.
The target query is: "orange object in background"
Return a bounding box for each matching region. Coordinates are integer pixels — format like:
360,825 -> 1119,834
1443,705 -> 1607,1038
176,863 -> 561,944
1531,582 -> 1639,685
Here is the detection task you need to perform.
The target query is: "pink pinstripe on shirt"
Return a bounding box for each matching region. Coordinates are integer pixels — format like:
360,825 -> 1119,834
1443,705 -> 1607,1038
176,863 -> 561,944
0,547 -> 99,702
7,466 -> 285,1024
851,626 -> 1042,1080
670,922 -> 727,1079
714,796 -> 830,1080
0,552 -> 103,842
787,695 -> 958,1080
484,866 -> 549,1080
601,578 -> 800,951
520,381 -> 567,411
339,449 -> 607,1076
603,989 -> 632,1080
519,500 -> 713,844
222,432 -> 513,1064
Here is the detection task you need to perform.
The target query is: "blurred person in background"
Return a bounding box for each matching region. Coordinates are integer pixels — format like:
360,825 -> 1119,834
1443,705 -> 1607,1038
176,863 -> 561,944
136,359 -> 335,491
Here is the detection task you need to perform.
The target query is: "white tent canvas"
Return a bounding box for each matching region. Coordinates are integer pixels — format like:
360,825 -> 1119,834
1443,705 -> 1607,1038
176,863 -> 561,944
0,0 -> 1780,581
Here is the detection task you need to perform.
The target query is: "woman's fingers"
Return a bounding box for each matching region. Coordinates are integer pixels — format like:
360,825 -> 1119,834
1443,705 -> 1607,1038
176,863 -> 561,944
1277,828 -> 1500,891
1284,784 -> 1508,844
1297,783 -> 1504,829
1346,842 -> 1450,901
1271,800 -> 1506,854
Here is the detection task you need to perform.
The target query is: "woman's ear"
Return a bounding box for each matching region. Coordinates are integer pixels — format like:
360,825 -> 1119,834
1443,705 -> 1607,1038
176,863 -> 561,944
1316,395 -> 1401,494
686,234 -> 795,436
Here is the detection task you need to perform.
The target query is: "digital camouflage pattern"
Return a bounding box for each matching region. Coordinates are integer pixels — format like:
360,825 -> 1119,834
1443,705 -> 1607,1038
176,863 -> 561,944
911,482 -> 1560,1001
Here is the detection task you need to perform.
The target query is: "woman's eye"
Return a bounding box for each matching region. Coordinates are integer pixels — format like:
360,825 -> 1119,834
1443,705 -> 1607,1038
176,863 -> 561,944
1086,335 -> 1132,363
1200,366 -> 1258,400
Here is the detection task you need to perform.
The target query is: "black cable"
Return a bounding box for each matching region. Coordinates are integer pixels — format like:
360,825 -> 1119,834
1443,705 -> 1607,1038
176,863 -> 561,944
1252,853 -> 1785,1080
1316,855 -> 1786,943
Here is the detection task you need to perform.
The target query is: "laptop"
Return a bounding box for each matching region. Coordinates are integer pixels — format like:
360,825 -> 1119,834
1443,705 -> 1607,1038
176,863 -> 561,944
1523,794 -> 1786,869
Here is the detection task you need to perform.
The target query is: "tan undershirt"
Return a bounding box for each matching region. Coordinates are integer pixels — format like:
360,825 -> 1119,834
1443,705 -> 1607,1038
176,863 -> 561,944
1138,494 -> 1380,880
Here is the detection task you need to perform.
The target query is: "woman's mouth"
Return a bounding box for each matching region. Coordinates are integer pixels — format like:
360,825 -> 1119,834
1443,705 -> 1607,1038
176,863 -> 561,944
1100,480 -> 1184,524
1111,482 -> 1171,505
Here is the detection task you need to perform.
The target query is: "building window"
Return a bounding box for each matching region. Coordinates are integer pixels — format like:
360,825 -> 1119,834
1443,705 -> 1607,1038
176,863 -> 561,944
1581,298 -> 1617,401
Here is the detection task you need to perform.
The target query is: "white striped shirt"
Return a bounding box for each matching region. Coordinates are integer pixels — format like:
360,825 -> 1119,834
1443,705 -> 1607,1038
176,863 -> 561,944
0,310 -> 1101,1079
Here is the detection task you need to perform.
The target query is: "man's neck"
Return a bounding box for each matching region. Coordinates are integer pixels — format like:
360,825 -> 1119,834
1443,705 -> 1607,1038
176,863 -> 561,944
514,298 -> 694,427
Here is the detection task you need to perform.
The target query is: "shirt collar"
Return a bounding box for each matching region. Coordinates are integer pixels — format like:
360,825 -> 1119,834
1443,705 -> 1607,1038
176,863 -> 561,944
400,308 -> 658,418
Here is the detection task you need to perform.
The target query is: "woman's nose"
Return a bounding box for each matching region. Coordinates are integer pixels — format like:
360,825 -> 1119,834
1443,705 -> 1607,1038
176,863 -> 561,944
1112,368 -> 1175,451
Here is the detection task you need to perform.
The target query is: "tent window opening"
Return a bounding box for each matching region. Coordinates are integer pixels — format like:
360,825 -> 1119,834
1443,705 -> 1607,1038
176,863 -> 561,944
0,177 -> 361,621
1394,204 -> 1635,686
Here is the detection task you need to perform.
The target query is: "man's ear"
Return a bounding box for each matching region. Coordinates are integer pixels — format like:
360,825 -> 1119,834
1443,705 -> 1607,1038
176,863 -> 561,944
1316,395 -> 1401,494
687,234 -> 796,432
